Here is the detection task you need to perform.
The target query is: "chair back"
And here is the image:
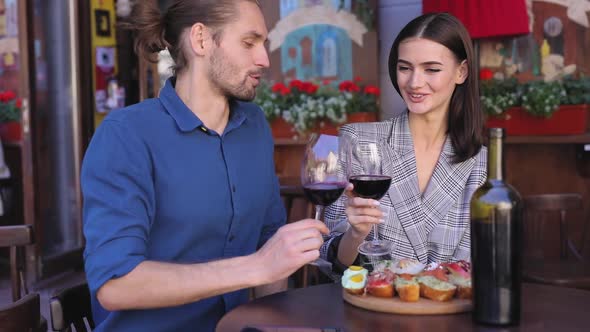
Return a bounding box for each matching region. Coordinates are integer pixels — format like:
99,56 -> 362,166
0,293 -> 44,332
0,225 -> 34,301
49,282 -> 94,332
280,184 -> 313,223
523,193 -> 584,261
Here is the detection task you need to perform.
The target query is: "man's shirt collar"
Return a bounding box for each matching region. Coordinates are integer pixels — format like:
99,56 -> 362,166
159,77 -> 247,134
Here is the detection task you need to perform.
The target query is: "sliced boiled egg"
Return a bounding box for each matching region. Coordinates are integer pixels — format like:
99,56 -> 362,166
342,265 -> 368,291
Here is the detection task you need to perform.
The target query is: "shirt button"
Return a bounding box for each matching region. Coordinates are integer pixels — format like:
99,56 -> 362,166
229,234 -> 235,242
232,185 -> 236,193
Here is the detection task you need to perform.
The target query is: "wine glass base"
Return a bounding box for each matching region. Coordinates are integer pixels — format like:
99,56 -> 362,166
358,240 -> 393,256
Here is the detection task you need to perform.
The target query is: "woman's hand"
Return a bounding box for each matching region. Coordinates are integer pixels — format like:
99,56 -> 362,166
344,183 -> 385,239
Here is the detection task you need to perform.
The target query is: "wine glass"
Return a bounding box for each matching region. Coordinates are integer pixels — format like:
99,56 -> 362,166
301,134 -> 347,222
348,140 -> 393,256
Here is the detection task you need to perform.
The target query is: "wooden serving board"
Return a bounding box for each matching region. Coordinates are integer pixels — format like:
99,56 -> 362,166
342,290 -> 472,315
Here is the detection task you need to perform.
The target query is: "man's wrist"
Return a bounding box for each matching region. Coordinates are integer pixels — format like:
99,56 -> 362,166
243,252 -> 272,286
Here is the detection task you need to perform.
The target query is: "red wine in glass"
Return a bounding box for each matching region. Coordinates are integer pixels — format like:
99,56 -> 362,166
347,141 -> 394,256
301,134 -> 347,221
303,182 -> 347,207
348,175 -> 392,200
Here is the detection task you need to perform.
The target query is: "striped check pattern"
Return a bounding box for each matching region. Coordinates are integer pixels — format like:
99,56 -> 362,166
320,111 -> 487,265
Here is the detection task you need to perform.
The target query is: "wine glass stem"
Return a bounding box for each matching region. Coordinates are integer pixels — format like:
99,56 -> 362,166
314,205 -> 324,221
372,224 -> 379,243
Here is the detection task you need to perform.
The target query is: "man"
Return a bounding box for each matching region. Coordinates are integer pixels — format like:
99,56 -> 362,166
81,1 -> 328,331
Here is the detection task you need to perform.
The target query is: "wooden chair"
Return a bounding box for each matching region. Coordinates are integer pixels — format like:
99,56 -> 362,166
0,293 -> 45,332
0,225 -> 33,301
523,193 -> 590,290
49,282 -> 94,332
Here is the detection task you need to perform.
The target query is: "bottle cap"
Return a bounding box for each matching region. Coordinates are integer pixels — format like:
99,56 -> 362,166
488,127 -> 505,138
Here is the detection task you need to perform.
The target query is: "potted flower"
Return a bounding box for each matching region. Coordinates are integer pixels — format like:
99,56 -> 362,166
338,77 -> 380,123
520,80 -> 566,117
284,80 -> 347,135
480,78 -> 520,117
255,79 -> 335,138
255,81 -> 296,139
511,80 -> 585,135
0,90 -> 23,142
482,76 -> 589,136
255,77 -> 381,138
560,76 -> 590,123
554,76 -> 590,134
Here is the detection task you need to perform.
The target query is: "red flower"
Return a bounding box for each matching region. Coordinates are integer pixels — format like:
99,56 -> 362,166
364,85 -> 380,96
271,82 -> 287,93
338,81 -> 352,92
288,80 -> 319,94
3,90 -> 16,101
271,83 -> 291,96
15,98 -> 22,108
0,91 -> 17,102
479,68 -> 494,81
322,79 -> 331,85
301,82 -> 318,94
338,80 -> 361,93
289,80 -> 303,89
300,82 -> 311,92
279,87 -> 291,95
354,76 -> 362,82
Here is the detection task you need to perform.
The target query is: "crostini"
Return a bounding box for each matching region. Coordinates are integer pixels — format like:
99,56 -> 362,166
417,263 -> 457,302
443,261 -> 472,299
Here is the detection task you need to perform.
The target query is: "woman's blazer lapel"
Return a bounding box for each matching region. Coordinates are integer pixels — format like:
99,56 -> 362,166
382,112 -> 476,263
382,113 -> 429,262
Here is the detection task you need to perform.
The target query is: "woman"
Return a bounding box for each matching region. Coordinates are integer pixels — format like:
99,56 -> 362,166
320,13 -> 487,272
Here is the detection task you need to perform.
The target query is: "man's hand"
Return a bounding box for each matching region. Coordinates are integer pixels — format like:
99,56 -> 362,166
254,219 -> 329,283
95,220 -> 328,311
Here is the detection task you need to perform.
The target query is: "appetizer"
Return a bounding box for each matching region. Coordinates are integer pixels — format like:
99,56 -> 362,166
341,265 -> 368,295
390,258 -> 425,275
395,273 -> 420,302
443,261 -> 472,299
417,263 -> 457,302
366,270 -> 395,298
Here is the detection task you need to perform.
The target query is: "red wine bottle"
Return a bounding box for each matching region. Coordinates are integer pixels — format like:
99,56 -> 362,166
470,128 -> 522,326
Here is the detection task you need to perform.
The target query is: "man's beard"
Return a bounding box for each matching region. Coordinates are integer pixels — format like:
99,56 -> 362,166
208,48 -> 261,101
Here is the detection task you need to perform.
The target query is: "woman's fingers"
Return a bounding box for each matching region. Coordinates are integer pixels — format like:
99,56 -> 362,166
344,186 -> 386,237
344,183 -> 355,198
348,196 -> 380,208
349,214 -> 384,225
346,202 -> 384,219
350,206 -> 384,217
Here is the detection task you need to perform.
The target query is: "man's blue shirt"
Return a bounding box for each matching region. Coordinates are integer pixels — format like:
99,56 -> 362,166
81,78 -> 286,332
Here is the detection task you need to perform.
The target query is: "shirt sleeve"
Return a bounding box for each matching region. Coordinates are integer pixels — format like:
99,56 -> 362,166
81,119 -> 155,295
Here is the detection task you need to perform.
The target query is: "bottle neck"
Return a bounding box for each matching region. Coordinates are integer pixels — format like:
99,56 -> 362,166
488,136 -> 503,181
